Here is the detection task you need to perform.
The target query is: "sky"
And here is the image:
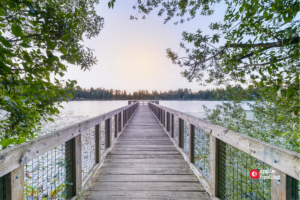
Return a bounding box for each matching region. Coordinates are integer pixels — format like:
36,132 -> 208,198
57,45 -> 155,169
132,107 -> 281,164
62,1 -> 228,94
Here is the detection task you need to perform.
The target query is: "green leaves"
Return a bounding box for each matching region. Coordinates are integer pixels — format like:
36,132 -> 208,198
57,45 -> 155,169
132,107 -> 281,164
0,36 -> 12,47
59,47 -> 68,55
45,38 -> 56,50
108,0 -> 116,9
0,138 -> 15,147
48,118 -> 55,122
11,24 -> 23,37
0,0 -> 102,149
61,34 -> 69,41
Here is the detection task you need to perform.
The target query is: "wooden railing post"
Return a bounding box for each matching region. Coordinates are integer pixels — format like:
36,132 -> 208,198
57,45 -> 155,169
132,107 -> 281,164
127,108 -> 129,123
209,135 -> 219,198
171,114 -> 174,137
163,111 -> 166,127
118,112 -> 122,132
5,166 -> 24,200
105,118 -> 111,148
114,114 -> 118,138
95,124 -> 101,163
162,110 -> 164,127
189,124 -> 195,163
122,110 -> 125,127
271,168 -> 287,200
167,112 -> 170,132
158,108 -> 160,122
178,118 -> 184,148
67,134 -> 82,197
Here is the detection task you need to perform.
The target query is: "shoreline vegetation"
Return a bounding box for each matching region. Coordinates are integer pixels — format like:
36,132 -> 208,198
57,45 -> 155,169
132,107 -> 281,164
72,84 -> 260,101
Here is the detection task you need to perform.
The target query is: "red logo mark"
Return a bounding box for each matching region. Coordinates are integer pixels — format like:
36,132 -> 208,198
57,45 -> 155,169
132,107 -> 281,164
250,169 -> 259,179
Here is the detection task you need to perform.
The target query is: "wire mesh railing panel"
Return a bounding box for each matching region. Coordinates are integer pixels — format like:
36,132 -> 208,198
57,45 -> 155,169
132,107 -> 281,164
81,127 -> 96,181
64,140 -> 74,199
100,121 -> 106,156
111,116 -> 115,141
0,175 -> 5,200
173,115 -> 178,142
183,121 -> 190,155
24,144 -> 69,200
218,140 -> 271,200
290,177 -> 300,200
194,127 -> 210,180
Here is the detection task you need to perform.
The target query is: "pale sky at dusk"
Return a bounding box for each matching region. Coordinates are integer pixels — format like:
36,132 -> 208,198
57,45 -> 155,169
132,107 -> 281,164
62,1 -> 228,94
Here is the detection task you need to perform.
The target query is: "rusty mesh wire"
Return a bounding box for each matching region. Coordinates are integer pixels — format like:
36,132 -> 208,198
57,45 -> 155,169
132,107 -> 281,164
24,144 -> 70,200
218,140 -> 271,200
194,127 -> 210,180
81,127 -> 96,182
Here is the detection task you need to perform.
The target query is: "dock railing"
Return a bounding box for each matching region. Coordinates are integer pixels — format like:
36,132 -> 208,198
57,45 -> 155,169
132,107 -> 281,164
148,102 -> 300,200
0,102 -> 139,200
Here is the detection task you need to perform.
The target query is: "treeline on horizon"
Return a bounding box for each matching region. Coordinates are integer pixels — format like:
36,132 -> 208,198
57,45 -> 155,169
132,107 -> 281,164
73,85 -> 260,101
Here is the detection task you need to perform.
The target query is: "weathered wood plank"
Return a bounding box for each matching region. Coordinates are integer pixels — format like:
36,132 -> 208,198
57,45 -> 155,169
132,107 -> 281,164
189,123 -> 195,163
98,168 -> 194,175
105,158 -> 186,163
94,174 -> 199,182
110,150 -> 180,155
101,162 -> 190,168
86,182 -> 204,191
82,105 -> 210,200
106,154 -> 183,159
209,135 -> 219,198
82,191 -> 210,199
5,166 -> 24,200
115,141 -> 173,145
271,168 -> 286,200
118,138 -> 170,141
112,147 -> 178,151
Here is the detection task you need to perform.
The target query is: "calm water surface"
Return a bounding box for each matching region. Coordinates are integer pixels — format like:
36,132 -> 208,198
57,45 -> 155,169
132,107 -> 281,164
41,100 -> 253,135
0,100 -> 252,136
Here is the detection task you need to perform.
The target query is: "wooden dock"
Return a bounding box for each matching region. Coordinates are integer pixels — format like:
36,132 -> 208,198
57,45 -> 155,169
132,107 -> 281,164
1,101 -> 299,200
82,105 -> 210,199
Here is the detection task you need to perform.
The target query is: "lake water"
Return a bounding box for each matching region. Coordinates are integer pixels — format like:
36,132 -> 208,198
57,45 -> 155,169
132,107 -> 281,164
38,100 -> 254,136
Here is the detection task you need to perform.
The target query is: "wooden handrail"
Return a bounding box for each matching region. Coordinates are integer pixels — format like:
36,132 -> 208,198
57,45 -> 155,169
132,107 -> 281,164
0,102 -> 139,177
0,102 -> 139,199
148,102 -> 300,200
148,102 -> 300,180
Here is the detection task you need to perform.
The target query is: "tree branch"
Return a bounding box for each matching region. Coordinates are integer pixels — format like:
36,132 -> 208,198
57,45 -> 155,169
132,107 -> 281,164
226,37 -> 299,49
240,56 -> 293,68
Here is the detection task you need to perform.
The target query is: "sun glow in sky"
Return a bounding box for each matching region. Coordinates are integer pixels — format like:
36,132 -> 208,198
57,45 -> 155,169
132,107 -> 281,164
62,0 -> 227,94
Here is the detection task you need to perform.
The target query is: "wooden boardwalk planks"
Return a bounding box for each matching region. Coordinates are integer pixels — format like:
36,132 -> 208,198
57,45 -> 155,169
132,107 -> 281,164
82,105 -> 210,200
